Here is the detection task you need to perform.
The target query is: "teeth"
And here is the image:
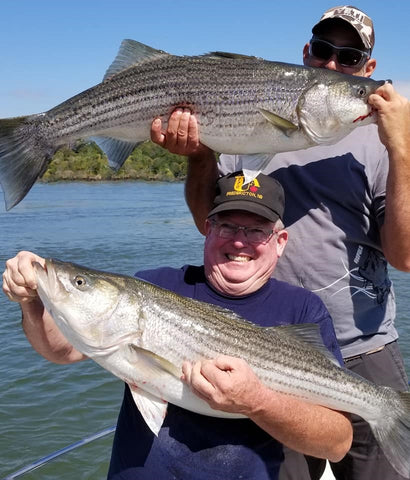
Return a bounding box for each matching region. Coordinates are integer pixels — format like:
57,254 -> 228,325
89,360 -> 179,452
227,255 -> 250,262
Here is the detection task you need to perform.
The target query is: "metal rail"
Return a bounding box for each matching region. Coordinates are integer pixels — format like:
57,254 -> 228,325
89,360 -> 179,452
2,425 -> 116,480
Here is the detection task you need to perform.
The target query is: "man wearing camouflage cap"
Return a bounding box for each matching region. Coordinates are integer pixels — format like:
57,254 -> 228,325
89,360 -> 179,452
151,4 -> 410,480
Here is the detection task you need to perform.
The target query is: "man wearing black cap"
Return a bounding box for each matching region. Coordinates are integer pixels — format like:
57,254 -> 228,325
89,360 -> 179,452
150,5 -> 410,480
3,172 -> 352,480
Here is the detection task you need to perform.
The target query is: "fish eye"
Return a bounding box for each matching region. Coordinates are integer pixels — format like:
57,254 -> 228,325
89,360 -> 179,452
73,275 -> 87,289
357,86 -> 367,97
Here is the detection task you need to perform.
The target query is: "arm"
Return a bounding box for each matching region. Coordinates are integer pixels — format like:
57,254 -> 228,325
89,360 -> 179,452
185,150 -> 219,234
150,109 -> 218,234
183,355 -> 352,462
2,251 -> 86,364
369,84 -> 410,271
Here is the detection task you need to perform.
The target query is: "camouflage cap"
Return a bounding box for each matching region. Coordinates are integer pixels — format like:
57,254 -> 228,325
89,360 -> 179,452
312,5 -> 375,51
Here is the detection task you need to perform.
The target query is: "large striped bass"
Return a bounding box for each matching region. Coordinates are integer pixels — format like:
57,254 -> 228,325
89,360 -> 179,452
34,259 -> 410,477
0,39 -> 386,210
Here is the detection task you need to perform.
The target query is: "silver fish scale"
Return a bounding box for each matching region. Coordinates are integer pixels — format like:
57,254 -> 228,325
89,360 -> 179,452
134,279 -> 386,417
38,55 -> 316,142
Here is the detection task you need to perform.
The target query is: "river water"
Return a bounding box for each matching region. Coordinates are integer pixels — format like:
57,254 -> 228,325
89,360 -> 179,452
0,181 -> 408,479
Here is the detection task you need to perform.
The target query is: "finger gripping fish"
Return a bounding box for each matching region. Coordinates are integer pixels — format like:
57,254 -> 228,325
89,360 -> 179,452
0,39 -> 386,210
34,258 -> 410,478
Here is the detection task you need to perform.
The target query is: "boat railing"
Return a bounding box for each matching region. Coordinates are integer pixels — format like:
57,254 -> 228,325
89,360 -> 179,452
2,425 -> 116,480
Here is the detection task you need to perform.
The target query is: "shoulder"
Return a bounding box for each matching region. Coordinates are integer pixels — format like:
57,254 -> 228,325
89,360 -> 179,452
286,124 -> 387,167
267,280 -> 343,364
135,265 -> 204,295
135,266 -> 182,285
336,125 -> 387,161
219,126 -> 386,172
262,278 -> 330,324
218,154 -> 241,174
268,278 -> 324,307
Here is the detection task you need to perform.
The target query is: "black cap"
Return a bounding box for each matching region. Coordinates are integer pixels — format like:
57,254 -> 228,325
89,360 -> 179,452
208,171 -> 285,222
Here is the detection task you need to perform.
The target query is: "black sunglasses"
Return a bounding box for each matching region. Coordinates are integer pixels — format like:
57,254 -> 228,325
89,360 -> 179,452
309,38 -> 370,68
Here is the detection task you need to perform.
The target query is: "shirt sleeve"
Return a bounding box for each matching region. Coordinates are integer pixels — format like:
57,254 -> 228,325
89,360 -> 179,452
134,266 -> 182,289
218,154 -> 241,175
371,148 -> 389,228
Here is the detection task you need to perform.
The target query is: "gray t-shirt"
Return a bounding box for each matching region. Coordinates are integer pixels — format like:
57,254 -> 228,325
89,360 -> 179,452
219,124 -> 397,358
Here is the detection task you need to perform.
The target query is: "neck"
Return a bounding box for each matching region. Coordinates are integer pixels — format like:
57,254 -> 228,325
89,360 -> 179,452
205,269 -> 271,297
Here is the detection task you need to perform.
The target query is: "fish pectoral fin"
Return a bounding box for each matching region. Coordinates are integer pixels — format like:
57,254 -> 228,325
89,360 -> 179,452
259,109 -> 298,136
103,39 -> 170,80
129,384 -> 168,436
128,344 -> 181,378
274,324 -> 341,366
90,136 -> 141,170
126,345 -> 181,435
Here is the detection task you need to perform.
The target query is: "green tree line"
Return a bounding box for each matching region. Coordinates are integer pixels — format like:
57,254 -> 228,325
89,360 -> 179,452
42,141 -> 189,182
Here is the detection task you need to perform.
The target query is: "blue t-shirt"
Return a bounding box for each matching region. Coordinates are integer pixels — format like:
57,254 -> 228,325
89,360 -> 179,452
107,265 -> 342,480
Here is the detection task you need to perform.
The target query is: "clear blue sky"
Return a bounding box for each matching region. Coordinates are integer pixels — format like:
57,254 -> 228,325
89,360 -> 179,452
1,0 -> 409,118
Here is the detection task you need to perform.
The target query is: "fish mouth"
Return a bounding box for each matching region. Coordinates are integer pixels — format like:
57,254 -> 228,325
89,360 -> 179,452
353,108 -> 375,123
34,259 -> 66,302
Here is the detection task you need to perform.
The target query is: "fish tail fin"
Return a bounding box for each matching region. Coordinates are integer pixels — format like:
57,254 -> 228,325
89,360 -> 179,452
0,114 -> 56,210
370,389 -> 410,478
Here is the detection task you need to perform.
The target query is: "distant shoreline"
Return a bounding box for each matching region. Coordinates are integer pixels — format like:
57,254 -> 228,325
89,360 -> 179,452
42,141 -> 190,184
39,173 -> 186,183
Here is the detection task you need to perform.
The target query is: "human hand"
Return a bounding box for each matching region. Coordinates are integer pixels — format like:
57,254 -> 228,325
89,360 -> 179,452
182,355 -> 267,415
2,251 -> 45,304
150,108 -> 209,156
368,83 -> 410,152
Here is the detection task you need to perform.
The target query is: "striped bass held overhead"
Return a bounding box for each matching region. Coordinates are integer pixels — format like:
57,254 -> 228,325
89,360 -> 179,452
34,259 -> 410,478
0,39 -> 387,210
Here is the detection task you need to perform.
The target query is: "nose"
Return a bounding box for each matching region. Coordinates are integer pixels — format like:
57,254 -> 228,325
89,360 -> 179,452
232,228 -> 249,246
323,55 -> 339,71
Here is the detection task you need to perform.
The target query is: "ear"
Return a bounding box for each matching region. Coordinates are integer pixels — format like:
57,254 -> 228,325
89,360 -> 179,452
302,43 -> 310,65
275,230 -> 288,258
362,58 -> 376,77
204,219 -> 212,236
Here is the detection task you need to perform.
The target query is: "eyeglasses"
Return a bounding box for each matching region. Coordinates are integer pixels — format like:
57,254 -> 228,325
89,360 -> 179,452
210,219 -> 276,245
309,37 -> 370,68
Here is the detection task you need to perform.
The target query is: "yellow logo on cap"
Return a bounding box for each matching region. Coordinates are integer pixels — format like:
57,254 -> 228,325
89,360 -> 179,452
226,175 -> 263,200
233,175 -> 260,193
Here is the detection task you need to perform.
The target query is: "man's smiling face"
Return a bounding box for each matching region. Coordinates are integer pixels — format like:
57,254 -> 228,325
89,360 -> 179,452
204,211 -> 287,296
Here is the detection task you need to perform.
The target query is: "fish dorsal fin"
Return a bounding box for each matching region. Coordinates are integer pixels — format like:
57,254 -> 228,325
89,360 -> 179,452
89,136 -> 141,170
259,108 -> 298,135
129,384 -> 168,436
103,39 -> 170,81
205,51 -> 260,61
274,323 -> 341,367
